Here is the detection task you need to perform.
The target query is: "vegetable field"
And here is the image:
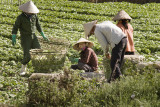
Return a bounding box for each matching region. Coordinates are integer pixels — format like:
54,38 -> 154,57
0,0 -> 160,106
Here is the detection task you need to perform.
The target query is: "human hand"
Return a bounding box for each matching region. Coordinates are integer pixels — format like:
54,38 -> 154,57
12,34 -> 16,46
105,53 -> 111,59
40,32 -> 49,41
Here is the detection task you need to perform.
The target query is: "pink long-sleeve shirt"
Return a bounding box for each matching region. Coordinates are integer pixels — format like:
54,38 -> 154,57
117,22 -> 135,52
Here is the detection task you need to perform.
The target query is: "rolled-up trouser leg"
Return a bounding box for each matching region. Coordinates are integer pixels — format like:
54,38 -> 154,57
108,37 -> 127,82
22,48 -> 31,65
21,35 -> 32,65
78,62 -> 94,72
21,34 -> 40,65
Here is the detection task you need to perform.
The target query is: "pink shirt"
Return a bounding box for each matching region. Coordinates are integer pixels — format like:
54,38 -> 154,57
117,22 -> 135,52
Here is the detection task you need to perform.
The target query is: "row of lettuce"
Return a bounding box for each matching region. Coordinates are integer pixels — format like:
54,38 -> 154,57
0,2 -> 160,62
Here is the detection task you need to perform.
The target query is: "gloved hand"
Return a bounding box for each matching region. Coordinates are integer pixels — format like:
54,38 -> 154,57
12,34 -> 16,46
74,58 -> 79,63
40,32 -> 48,41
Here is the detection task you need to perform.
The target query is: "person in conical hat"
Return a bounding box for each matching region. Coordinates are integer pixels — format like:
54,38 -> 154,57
112,10 -> 132,21
83,20 -> 127,82
11,1 -> 49,76
73,38 -> 94,50
113,10 -> 135,55
71,38 -> 98,72
83,20 -> 97,39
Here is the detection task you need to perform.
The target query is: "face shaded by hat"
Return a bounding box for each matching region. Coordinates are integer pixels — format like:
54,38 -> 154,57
112,10 -> 132,21
83,20 -> 97,39
73,38 -> 94,51
19,1 -> 39,14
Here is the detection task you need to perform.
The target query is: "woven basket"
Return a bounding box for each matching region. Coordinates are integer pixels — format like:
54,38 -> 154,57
30,36 -> 69,73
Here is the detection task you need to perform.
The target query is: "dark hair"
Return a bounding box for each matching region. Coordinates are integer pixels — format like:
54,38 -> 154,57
121,19 -> 130,29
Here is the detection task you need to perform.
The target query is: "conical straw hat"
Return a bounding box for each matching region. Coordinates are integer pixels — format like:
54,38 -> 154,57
83,20 -> 97,39
73,38 -> 94,50
112,10 -> 132,21
19,1 -> 39,13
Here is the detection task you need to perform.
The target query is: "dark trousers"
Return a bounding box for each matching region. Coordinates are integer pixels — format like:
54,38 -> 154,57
108,37 -> 127,82
21,34 -> 41,65
125,51 -> 135,55
71,62 -> 94,72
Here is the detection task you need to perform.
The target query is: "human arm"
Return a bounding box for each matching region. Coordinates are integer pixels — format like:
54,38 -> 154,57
105,52 -> 111,59
36,15 -> 48,41
11,15 -> 21,46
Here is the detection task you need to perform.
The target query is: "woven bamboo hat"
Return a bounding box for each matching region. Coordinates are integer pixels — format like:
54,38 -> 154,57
19,1 -> 39,13
83,20 -> 97,39
112,10 -> 132,21
73,38 -> 94,50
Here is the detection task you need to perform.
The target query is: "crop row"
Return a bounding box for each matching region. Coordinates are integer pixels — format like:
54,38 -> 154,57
1,3 -> 160,26
1,2 -> 160,21
1,16 -> 160,43
1,9 -> 160,35
1,3 -> 160,24
1,16 -> 160,37
0,36 -> 22,62
35,1 -> 160,19
1,0 -> 160,17
0,6 -> 109,22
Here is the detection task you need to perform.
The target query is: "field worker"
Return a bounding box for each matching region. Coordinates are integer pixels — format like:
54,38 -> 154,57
83,20 -> 127,82
12,1 -> 48,75
113,10 -> 135,55
71,38 -> 98,72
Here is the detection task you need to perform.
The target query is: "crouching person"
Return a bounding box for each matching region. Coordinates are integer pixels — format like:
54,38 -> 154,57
71,38 -> 98,72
